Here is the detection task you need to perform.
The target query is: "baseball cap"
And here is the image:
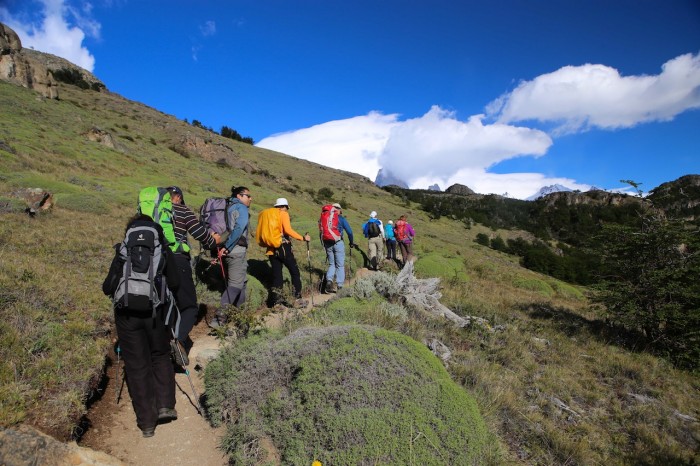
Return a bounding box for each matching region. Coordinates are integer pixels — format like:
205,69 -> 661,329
274,197 -> 289,208
370,211 -> 377,218
332,203 -> 342,209
166,186 -> 185,204
388,220 -> 393,225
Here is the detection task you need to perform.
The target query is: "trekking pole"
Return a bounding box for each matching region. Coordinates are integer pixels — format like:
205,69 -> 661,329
305,233 -> 314,307
114,342 -> 122,403
171,328 -> 203,415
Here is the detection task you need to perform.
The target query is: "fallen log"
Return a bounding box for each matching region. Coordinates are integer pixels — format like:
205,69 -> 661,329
396,261 -> 491,330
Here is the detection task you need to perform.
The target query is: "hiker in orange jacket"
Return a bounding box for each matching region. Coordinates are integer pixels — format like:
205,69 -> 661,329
267,198 -> 311,308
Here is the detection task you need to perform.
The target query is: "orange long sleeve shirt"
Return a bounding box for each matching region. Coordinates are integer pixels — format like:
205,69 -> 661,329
265,208 -> 304,255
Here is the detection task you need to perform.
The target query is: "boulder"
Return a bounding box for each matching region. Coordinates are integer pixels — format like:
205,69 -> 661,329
0,425 -> 124,466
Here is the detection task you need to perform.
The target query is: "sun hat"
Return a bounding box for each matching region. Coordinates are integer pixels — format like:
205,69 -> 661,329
274,197 -> 289,208
370,211 -> 377,218
332,203 -> 342,209
166,186 -> 185,204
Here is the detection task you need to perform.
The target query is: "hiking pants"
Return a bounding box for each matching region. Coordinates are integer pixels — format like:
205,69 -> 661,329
386,239 -> 397,261
324,239 -> 345,287
399,241 -> 413,267
221,245 -> 248,307
368,236 -> 384,269
173,254 -> 198,350
270,242 -> 303,302
115,309 -> 175,431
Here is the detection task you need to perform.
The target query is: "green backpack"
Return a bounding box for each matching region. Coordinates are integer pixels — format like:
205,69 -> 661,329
137,187 -> 185,253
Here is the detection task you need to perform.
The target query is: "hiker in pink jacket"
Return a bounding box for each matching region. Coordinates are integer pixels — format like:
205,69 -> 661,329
394,215 -> 416,268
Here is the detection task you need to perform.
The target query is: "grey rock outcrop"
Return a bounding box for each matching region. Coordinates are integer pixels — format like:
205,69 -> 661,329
0,23 -> 59,99
445,183 -> 475,195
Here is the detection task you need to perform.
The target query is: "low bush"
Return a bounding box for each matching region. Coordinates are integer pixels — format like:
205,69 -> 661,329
205,325 -> 495,465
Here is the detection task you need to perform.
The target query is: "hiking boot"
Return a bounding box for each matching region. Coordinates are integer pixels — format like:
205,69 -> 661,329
170,340 -> 189,367
141,426 -> 156,438
207,314 -> 227,329
158,407 -> 178,423
326,281 -> 337,293
292,298 -> 309,309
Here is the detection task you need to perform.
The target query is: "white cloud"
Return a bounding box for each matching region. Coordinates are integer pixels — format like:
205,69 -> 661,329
257,111 -> 399,179
258,106 -> 557,199
0,0 -> 97,71
489,52 -> 700,134
379,106 -> 552,185
200,20 -> 216,37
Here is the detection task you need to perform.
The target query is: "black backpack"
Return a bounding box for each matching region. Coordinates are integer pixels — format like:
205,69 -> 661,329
367,221 -> 381,238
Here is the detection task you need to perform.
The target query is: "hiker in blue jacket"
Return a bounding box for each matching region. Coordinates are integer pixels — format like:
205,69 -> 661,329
209,186 -> 252,328
362,211 -> 385,271
384,219 -> 397,262
321,202 -> 354,293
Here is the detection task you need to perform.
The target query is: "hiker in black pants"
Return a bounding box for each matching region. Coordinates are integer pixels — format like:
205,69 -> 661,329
166,186 -> 218,357
265,198 -> 311,308
102,214 -> 180,438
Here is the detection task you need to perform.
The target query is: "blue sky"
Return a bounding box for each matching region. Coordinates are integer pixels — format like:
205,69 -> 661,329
2,0 -> 699,198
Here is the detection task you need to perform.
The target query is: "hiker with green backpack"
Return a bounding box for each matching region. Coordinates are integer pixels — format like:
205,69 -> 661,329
102,211 -> 180,438
165,186 -> 218,356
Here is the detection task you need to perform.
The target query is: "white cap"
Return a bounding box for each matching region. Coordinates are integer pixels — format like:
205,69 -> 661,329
332,203 -> 342,209
274,197 -> 289,207
370,211 -> 377,218
388,220 -> 393,225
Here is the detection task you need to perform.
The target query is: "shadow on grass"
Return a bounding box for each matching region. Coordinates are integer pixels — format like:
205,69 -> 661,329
518,302 -> 651,354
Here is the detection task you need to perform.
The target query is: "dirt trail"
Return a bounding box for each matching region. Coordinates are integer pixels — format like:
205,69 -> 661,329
79,320 -> 228,466
79,272 -> 360,465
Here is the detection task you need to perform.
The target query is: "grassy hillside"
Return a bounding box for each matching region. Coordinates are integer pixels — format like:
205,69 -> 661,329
1,79 -> 698,464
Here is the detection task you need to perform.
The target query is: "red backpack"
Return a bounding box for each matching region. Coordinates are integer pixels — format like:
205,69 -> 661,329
395,220 -> 408,242
319,204 -> 342,242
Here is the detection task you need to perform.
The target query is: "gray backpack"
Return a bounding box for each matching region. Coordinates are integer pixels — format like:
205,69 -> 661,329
110,221 -> 180,335
114,224 -> 165,315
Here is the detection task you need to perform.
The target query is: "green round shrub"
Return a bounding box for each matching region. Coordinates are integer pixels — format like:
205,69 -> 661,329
205,325 -> 494,465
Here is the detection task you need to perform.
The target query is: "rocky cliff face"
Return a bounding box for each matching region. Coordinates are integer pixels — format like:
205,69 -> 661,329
0,23 -> 59,99
539,189 -> 641,209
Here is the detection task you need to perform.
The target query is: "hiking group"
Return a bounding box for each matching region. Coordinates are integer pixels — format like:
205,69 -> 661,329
101,185 -> 416,437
